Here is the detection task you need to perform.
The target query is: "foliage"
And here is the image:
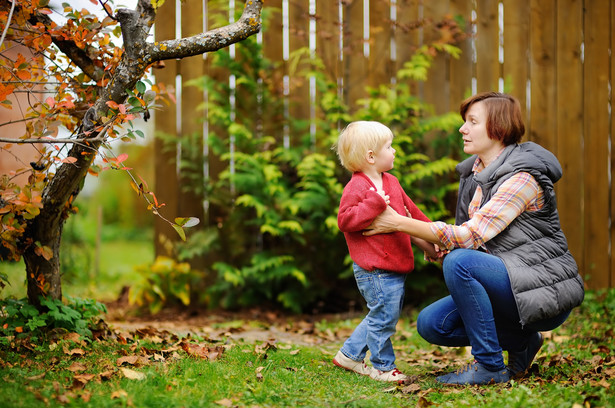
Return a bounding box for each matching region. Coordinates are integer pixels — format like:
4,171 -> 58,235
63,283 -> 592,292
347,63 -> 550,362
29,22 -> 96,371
0,289 -> 613,407
157,12 -> 466,313
129,256 -> 202,314
0,296 -> 107,343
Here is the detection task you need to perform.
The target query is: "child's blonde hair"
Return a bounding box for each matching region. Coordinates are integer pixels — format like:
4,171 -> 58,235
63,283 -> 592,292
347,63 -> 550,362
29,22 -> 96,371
334,121 -> 394,172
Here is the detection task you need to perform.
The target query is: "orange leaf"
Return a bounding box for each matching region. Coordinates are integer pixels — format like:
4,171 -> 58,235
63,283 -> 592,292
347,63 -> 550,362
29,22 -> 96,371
46,96 -> 55,108
181,342 -> 225,361
15,327 -> 23,333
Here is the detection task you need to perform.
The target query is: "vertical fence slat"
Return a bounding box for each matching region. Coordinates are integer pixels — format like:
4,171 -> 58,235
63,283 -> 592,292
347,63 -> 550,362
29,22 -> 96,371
528,0 -> 557,152
423,1 -> 451,114
475,0 -> 500,93
343,0 -> 366,110
178,2 -> 205,239
288,0 -> 311,143
394,0 -> 420,95
367,1 -> 392,89
449,0 -> 473,107
583,0 -> 611,288
153,0 -> 179,255
555,0 -> 584,273
502,0 -> 529,122
262,0 -> 285,141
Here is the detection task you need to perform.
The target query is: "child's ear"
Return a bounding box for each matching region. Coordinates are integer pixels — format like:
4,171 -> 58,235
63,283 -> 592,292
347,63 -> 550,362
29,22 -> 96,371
365,150 -> 375,164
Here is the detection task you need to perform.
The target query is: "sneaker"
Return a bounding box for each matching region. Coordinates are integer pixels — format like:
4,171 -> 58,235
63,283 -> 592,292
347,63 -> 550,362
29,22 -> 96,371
333,350 -> 373,376
508,332 -> 544,378
370,368 -> 409,383
436,361 -> 510,385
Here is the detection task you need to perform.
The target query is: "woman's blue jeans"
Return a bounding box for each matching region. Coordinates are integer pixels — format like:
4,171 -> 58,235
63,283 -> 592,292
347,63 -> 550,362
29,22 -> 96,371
340,263 -> 406,372
417,249 -> 570,371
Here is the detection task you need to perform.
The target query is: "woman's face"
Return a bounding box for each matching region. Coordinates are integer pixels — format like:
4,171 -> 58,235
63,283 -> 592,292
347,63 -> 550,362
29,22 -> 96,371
459,101 -> 504,165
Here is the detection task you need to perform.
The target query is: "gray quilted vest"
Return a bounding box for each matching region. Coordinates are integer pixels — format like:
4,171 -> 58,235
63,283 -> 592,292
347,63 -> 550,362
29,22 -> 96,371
454,142 -> 585,326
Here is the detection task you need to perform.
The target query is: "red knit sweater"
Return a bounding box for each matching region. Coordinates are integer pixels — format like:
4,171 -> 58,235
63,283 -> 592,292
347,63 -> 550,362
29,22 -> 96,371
338,172 -> 431,273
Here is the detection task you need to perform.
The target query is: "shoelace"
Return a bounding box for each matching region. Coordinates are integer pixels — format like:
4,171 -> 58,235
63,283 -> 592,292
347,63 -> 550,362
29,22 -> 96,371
454,361 -> 478,375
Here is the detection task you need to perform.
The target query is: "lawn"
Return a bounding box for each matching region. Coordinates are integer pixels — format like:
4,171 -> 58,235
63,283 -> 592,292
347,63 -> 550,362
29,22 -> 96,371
0,286 -> 613,407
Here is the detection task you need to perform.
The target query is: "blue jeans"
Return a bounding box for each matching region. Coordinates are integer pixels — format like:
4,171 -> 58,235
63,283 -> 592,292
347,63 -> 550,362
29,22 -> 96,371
340,263 -> 406,371
417,249 -> 570,371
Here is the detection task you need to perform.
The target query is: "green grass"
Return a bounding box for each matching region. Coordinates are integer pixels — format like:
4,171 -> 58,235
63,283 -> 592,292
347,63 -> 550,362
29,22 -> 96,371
0,289 -> 614,407
0,239 -> 153,302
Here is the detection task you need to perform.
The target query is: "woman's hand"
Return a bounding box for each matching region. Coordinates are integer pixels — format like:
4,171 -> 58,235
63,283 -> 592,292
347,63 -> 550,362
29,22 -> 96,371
363,206 -> 404,236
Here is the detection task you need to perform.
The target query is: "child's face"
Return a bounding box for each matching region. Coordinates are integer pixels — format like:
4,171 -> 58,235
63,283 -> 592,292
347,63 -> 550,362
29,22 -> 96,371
372,137 -> 396,172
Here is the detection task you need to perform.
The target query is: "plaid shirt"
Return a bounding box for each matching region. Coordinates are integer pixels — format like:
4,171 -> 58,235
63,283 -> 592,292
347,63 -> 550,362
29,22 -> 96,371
431,157 -> 545,251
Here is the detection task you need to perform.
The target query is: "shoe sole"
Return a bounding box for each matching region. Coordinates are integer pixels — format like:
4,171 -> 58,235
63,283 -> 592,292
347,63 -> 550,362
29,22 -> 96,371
332,358 -> 371,376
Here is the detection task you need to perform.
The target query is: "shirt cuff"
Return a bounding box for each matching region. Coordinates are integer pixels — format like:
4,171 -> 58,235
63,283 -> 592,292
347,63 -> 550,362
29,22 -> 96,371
430,221 -> 455,250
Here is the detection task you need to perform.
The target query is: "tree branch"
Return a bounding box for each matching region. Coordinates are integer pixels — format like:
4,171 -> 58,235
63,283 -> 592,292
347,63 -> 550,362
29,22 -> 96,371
148,0 -> 263,62
26,12 -> 105,83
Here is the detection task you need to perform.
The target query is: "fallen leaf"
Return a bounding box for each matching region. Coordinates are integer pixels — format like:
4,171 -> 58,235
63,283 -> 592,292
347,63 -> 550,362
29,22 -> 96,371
67,362 -> 87,372
25,372 -> 46,381
120,367 -> 146,380
214,398 -> 234,407
111,390 -> 128,399
181,342 -> 225,361
401,383 -> 421,394
117,355 -> 149,367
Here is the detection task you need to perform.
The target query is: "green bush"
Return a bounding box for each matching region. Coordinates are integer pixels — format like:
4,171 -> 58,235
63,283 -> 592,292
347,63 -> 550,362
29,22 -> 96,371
129,256 -> 203,314
152,11 -> 467,314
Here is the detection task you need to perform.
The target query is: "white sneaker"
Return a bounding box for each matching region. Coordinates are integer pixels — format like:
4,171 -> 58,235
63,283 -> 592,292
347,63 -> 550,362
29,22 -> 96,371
370,368 -> 409,383
332,350 -> 373,376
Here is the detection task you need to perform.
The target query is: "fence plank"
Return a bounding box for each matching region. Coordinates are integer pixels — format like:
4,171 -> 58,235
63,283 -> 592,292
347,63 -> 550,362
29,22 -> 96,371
423,0 -> 450,114
178,1 -> 205,242
502,0 -> 529,122
475,0 -> 500,93
449,0 -> 473,108
583,0 -> 611,288
555,0 -> 584,275
288,0 -> 311,144
367,1 -> 392,89
262,0 -> 285,142
343,0 -> 367,110
394,0 -> 420,96
153,0 -> 179,256
528,0 -> 557,152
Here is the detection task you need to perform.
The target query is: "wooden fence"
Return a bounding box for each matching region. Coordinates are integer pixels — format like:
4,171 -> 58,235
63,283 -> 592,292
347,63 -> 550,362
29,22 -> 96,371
153,0 -> 615,289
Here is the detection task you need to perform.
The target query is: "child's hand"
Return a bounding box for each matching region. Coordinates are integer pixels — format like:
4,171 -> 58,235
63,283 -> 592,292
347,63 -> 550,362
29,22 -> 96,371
370,187 -> 390,205
424,244 -> 449,263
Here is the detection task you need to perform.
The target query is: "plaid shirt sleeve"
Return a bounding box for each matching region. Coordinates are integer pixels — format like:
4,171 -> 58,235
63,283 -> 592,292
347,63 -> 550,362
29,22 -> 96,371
431,172 -> 543,250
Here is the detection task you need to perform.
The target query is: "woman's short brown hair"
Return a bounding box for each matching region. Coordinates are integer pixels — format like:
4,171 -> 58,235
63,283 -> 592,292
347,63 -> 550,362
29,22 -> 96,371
460,92 -> 525,145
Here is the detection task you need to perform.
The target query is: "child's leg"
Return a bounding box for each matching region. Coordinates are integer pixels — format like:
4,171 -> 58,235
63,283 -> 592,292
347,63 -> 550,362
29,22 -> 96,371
341,264 -> 406,372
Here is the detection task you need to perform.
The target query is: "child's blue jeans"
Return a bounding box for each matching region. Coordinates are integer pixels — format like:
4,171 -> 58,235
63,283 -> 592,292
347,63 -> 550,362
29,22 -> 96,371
340,263 -> 406,372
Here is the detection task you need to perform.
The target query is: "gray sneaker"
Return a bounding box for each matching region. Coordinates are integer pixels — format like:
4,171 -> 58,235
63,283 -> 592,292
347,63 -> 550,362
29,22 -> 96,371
333,350 -> 373,376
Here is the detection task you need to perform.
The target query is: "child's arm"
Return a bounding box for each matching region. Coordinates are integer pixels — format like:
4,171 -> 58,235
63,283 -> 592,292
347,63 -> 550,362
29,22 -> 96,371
338,189 -> 388,232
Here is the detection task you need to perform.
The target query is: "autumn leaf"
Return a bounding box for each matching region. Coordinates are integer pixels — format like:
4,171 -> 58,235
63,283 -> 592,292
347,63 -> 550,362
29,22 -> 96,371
120,367 -> 146,380
34,245 -> 53,261
180,342 -> 225,361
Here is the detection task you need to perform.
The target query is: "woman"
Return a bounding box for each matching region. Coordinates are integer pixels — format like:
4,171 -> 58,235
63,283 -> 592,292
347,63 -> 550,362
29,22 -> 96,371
364,92 -> 585,385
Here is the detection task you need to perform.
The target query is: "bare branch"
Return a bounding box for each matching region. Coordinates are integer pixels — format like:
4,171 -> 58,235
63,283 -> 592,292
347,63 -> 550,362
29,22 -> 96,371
148,0 -> 263,62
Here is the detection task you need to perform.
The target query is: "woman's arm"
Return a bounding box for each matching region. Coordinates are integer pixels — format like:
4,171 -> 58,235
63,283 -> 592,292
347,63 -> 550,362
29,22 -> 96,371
363,206 -> 443,245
